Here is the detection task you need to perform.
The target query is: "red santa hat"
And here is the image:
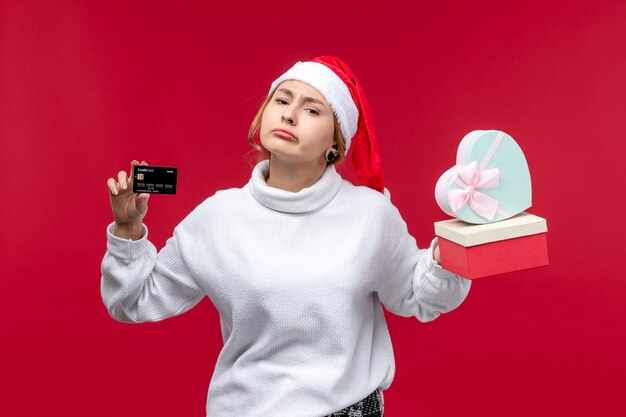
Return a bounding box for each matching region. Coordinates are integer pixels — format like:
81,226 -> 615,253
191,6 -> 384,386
268,56 -> 385,194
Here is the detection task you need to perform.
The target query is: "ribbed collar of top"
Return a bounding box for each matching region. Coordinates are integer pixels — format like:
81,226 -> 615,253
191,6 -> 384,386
247,160 -> 343,213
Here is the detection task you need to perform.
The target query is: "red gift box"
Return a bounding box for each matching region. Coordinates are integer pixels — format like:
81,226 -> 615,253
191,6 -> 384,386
434,212 -> 549,279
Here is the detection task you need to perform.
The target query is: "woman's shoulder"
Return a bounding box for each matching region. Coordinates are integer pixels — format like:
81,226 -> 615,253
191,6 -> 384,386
339,180 -> 399,216
338,180 -> 409,242
178,186 -> 247,227
340,179 -> 392,204
197,186 -> 247,211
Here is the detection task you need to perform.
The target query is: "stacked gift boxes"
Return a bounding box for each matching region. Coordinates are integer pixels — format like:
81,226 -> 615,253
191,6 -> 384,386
434,212 -> 549,279
433,129 -> 549,279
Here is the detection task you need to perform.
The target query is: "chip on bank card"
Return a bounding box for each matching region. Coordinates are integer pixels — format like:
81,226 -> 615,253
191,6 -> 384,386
132,165 -> 178,194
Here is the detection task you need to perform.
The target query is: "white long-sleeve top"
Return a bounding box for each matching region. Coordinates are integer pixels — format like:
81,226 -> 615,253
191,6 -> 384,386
101,160 -> 471,417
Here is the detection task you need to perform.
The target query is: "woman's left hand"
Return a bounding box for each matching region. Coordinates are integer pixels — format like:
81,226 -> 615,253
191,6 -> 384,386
433,243 -> 441,264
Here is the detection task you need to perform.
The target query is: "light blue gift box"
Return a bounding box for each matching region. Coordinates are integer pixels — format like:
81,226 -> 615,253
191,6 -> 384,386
435,130 -> 532,225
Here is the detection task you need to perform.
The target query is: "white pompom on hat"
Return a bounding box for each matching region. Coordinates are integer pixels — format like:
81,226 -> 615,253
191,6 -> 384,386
267,56 -> 385,194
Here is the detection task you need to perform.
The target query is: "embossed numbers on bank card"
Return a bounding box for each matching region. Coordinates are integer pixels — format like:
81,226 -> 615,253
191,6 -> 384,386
132,165 -> 178,194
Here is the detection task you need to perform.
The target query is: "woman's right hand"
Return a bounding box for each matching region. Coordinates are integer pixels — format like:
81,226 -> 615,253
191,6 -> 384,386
107,160 -> 150,238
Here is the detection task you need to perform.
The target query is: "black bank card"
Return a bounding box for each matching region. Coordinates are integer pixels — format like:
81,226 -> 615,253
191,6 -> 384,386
132,165 -> 178,194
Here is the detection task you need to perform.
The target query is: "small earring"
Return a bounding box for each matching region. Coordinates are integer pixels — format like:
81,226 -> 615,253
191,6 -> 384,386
326,145 -> 339,164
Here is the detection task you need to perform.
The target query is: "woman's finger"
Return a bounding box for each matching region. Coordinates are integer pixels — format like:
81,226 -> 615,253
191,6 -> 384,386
117,170 -> 128,190
129,160 -> 139,182
107,178 -> 119,195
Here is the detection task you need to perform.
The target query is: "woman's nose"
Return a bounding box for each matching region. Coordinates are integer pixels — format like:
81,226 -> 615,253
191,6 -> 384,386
281,110 -> 295,124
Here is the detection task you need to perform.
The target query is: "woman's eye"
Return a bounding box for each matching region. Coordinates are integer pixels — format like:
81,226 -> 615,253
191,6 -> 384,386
306,109 -> 319,115
275,98 -> 288,105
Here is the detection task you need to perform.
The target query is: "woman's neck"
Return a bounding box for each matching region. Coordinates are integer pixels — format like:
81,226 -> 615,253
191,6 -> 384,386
265,157 -> 327,192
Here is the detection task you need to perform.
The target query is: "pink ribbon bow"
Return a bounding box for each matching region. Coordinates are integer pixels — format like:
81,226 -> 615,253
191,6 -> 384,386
448,161 -> 500,220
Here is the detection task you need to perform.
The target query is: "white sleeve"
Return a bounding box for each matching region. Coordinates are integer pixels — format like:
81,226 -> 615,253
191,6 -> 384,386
376,206 -> 471,322
100,222 -> 204,323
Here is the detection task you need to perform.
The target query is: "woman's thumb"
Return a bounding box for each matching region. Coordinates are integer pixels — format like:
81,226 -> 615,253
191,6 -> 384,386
136,193 -> 150,214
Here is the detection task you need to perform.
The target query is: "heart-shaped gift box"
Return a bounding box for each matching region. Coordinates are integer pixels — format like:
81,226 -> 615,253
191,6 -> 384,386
435,130 -> 532,224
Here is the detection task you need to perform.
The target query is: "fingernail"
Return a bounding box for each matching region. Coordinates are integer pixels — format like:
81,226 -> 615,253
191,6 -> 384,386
112,188 -> 118,195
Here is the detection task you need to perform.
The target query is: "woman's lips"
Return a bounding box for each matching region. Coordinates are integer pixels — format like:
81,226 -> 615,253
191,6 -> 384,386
273,129 -> 297,141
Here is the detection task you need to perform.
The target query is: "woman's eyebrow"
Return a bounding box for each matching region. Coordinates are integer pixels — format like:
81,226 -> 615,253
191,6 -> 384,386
277,88 -> 326,107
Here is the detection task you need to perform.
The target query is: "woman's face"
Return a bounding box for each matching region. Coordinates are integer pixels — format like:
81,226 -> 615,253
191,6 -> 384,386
260,80 -> 335,166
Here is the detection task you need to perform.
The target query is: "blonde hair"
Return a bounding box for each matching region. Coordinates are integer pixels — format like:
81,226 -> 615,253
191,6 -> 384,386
246,93 -> 347,166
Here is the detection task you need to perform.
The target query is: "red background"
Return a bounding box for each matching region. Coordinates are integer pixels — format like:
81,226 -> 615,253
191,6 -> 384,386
2,1 -> 625,415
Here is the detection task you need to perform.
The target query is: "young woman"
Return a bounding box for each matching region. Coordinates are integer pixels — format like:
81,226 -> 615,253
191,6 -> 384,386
102,56 -> 471,417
